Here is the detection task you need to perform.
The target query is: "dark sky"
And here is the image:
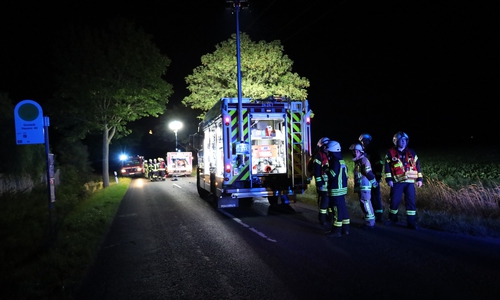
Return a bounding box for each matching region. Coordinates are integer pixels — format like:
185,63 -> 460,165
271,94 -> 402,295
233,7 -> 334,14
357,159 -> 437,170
1,1 -> 497,151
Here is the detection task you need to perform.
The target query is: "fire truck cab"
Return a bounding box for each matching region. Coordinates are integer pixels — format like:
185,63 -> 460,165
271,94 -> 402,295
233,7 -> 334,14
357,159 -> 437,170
120,155 -> 145,178
190,96 -> 312,210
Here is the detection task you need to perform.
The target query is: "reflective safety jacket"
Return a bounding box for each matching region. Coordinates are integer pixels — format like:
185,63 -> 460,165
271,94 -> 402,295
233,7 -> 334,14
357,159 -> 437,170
326,154 -> 348,196
313,151 -> 329,192
353,156 -> 377,192
384,147 -> 423,184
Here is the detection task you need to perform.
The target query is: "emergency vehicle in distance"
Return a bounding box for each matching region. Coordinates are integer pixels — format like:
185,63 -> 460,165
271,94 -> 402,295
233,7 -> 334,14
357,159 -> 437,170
120,155 -> 145,177
166,152 -> 193,177
190,96 -> 313,209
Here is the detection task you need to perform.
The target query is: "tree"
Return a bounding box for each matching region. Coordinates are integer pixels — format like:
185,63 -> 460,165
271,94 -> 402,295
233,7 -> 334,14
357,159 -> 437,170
182,33 -> 310,118
51,18 -> 173,187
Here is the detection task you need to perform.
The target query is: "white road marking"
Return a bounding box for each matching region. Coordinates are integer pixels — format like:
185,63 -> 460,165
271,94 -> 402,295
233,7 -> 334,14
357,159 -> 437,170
173,183 -> 182,188
219,209 -> 277,243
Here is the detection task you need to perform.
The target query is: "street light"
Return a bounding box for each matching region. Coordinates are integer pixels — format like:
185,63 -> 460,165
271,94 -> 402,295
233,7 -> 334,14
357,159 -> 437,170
226,0 -> 248,143
169,121 -> 183,152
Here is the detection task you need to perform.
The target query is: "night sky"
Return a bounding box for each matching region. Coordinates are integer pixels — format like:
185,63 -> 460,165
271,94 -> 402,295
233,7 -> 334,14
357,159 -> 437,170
1,1 -> 497,157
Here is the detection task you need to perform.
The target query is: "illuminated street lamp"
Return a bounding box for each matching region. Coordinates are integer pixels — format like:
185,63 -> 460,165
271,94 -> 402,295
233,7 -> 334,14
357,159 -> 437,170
169,121 -> 183,152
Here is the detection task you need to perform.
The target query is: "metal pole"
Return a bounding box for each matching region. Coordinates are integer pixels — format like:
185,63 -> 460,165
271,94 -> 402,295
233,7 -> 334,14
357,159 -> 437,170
235,0 -> 243,142
175,130 -> 178,152
44,116 -> 55,246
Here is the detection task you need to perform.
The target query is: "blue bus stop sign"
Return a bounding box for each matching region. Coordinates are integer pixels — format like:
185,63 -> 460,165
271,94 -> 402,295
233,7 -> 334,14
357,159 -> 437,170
14,99 -> 45,145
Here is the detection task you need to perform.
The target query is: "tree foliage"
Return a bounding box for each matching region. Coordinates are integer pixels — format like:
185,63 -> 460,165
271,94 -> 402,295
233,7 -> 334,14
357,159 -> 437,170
50,18 -> 173,187
182,33 -> 310,118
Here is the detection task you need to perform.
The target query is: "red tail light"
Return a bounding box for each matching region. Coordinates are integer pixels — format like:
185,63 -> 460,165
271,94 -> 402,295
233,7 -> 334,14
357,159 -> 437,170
224,116 -> 230,126
225,164 -> 231,173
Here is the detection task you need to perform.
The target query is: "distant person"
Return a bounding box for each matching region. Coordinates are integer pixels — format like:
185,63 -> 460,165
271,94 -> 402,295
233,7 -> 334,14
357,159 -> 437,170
384,131 -> 423,229
148,159 -> 154,180
359,133 -> 384,222
325,140 -> 350,237
312,137 -> 331,228
158,158 -> 167,179
349,143 -> 378,228
143,160 -> 149,178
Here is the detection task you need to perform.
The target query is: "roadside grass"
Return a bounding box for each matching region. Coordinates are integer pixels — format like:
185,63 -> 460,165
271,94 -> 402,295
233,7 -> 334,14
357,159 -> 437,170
2,146 -> 500,299
297,147 -> 500,238
0,177 -> 131,300
297,178 -> 500,238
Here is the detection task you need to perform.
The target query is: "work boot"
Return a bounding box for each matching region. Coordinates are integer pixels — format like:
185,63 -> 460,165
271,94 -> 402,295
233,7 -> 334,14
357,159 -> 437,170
375,212 -> 384,223
407,215 -> 418,230
318,212 -> 326,226
328,225 -> 342,238
384,213 -> 398,226
342,224 -> 350,236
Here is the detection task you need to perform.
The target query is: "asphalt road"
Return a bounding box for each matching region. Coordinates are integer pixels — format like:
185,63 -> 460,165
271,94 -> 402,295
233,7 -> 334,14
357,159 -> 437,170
75,176 -> 500,300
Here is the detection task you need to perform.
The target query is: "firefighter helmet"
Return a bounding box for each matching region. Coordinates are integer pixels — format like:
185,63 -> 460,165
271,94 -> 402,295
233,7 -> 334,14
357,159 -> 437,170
317,137 -> 330,147
349,143 -> 364,153
326,141 -> 341,152
358,133 -> 372,143
393,131 -> 409,145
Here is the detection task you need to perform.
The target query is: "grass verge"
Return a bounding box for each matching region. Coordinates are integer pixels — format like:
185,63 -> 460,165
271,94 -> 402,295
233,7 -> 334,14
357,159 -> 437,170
0,177 -> 131,300
297,177 -> 500,238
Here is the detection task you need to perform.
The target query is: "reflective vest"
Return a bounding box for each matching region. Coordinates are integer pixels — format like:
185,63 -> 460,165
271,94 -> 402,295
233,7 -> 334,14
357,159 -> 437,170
327,158 -> 348,196
313,151 -> 329,191
353,156 -> 377,191
387,148 -> 418,182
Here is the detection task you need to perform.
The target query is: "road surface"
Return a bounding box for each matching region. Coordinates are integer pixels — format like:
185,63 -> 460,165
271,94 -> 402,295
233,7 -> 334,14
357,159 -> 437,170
75,176 -> 500,300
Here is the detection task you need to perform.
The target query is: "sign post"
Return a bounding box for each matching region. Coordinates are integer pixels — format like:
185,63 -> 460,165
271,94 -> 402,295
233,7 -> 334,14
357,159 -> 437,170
14,100 -> 45,145
14,100 -> 56,243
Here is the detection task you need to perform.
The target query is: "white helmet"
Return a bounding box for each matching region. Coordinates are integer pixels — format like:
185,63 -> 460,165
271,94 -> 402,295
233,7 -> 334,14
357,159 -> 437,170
349,143 -> 364,153
317,137 -> 330,147
326,141 -> 341,152
393,131 -> 409,145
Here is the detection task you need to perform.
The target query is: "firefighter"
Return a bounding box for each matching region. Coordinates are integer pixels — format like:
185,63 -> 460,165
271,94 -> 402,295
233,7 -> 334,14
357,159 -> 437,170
358,133 -> 384,222
158,158 -> 167,180
152,158 -> 159,181
325,141 -> 350,237
148,159 -> 154,180
384,131 -> 423,229
312,137 -> 331,228
143,159 -> 149,178
350,143 -> 378,228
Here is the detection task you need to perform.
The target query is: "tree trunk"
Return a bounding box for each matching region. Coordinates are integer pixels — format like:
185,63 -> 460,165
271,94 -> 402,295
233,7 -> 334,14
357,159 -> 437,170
102,129 -> 110,188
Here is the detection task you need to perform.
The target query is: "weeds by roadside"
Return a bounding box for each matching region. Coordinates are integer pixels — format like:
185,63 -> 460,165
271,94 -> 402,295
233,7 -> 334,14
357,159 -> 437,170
2,146 -> 500,299
0,177 -> 131,300
298,175 -> 500,238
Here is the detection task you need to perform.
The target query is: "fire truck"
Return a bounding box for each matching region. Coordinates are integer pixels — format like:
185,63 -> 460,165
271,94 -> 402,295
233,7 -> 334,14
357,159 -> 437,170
190,96 -> 312,210
120,155 -> 145,177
